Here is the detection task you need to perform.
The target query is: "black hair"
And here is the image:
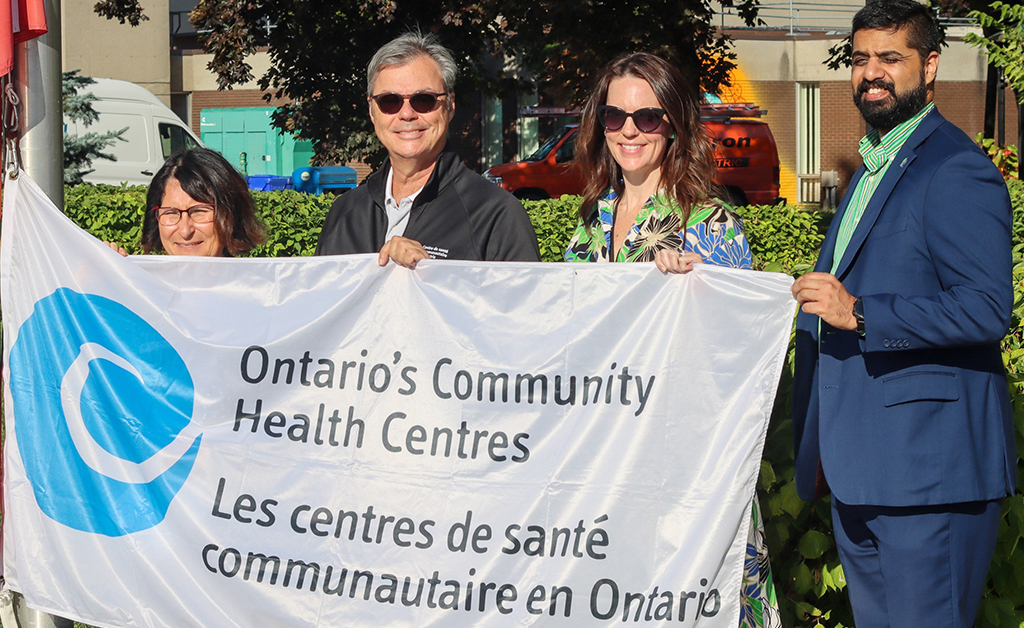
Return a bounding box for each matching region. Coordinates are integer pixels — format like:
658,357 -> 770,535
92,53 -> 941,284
852,0 -> 941,61
142,147 -> 266,255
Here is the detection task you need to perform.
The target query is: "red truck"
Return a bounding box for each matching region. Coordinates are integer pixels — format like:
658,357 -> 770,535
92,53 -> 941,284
483,103 -> 784,206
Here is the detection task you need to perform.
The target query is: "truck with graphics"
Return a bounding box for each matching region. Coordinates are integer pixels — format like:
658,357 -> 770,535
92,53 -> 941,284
484,103 -> 784,206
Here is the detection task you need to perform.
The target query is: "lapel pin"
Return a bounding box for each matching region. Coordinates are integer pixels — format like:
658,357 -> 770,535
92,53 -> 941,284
900,158 -> 908,168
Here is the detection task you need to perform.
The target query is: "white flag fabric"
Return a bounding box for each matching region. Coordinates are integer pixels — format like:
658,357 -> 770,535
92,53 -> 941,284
1,172 -> 795,627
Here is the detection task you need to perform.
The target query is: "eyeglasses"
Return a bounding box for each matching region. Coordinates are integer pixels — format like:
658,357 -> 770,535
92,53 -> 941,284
596,105 -> 668,133
153,204 -> 215,226
370,92 -> 448,115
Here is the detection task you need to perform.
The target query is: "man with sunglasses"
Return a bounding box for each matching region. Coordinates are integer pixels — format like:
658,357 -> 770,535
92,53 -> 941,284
315,32 -> 540,266
790,2 -> 1014,627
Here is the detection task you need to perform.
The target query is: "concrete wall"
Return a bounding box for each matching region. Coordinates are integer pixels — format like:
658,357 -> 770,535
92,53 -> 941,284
61,0 -> 173,105
178,50 -> 272,93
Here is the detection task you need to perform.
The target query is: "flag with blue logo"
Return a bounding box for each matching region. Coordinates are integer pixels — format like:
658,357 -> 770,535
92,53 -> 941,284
1,172 -> 794,627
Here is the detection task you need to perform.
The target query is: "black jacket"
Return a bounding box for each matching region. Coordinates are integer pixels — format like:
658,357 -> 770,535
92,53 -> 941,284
315,148 -> 540,261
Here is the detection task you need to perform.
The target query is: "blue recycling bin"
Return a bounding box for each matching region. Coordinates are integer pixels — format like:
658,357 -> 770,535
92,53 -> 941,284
292,166 -> 358,195
247,175 -> 293,192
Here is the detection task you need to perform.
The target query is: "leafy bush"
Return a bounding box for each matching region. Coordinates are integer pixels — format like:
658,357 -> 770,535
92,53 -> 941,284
524,195 -> 582,262
759,357 -> 853,627
56,183 -> 1024,626
734,203 -> 827,274
63,184 -> 333,257
63,184 -> 148,251
977,133 -> 1020,181
248,190 -> 333,257
983,176 -> 1024,627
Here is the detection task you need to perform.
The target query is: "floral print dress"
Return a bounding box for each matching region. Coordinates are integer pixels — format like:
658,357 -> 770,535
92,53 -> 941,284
564,189 -> 752,266
565,189 -> 780,628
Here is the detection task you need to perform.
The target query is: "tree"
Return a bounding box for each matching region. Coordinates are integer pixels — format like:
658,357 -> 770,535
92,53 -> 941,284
63,70 -> 126,185
94,0 -> 148,26
965,2 -> 1024,102
97,0 -> 761,167
965,1 -> 1024,178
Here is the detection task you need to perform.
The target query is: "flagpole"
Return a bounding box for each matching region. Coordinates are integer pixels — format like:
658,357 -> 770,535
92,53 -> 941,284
13,0 -> 61,206
7,2 -> 74,626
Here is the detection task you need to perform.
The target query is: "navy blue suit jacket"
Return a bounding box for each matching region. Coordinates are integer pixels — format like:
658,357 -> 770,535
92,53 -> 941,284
792,108 -> 1016,506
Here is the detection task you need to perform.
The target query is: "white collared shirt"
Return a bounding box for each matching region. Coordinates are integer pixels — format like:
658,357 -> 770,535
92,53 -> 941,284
384,167 -> 426,241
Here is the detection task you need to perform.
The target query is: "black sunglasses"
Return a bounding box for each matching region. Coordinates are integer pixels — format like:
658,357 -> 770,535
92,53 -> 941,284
370,92 -> 448,115
596,105 -> 667,133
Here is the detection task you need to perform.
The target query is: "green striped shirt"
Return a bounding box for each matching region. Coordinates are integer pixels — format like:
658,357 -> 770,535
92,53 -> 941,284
830,103 -> 935,273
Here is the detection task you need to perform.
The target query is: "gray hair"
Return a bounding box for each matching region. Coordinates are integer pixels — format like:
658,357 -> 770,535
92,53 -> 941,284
366,31 -> 458,97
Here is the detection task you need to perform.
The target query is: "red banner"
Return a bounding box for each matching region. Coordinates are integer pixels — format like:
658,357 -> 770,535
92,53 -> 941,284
0,0 -> 47,77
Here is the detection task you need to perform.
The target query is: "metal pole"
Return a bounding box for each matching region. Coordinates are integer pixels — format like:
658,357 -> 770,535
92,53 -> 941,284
6,3 -> 70,626
984,60 -> 997,139
11,592 -> 72,628
1018,100 -> 1023,181
997,70 -> 1005,146
13,0 -> 62,207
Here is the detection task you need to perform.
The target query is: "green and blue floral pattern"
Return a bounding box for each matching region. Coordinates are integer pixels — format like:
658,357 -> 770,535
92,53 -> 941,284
564,189 -> 752,268
565,189 -> 778,628
742,498 -> 781,628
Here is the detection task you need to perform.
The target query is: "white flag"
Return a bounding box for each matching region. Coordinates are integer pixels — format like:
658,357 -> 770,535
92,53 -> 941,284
1,172 -> 794,627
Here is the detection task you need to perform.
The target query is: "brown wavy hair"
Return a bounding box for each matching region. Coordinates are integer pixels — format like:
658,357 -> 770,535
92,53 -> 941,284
574,52 -> 717,228
142,147 -> 266,256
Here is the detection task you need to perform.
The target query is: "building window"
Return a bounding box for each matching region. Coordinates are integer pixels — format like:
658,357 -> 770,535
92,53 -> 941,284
517,90 -> 539,161
482,95 -> 503,169
797,82 -> 820,204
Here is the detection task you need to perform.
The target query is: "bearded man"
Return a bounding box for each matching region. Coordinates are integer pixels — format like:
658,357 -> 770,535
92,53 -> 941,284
790,1 -> 1015,626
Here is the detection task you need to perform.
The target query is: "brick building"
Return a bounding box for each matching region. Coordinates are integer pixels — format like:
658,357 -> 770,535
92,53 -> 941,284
716,1 -> 1018,203
62,1 -> 1019,199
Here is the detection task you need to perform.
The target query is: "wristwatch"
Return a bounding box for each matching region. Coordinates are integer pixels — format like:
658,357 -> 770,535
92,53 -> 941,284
852,297 -> 865,335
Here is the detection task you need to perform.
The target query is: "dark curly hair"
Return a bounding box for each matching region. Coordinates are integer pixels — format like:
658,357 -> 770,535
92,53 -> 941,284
142,147 -> 266,255
574,52 -> 717,228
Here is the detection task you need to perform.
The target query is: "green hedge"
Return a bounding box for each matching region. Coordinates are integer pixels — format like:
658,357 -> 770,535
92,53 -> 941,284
61,182 -> 1024,627
63,184 -> 334,257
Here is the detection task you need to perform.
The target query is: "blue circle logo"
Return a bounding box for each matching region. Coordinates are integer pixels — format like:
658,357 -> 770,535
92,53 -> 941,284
9,288 -> 201,536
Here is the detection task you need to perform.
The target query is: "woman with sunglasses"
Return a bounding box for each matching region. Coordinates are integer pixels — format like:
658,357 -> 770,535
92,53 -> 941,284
565,53 -> 777,628
565,52 -> 751,273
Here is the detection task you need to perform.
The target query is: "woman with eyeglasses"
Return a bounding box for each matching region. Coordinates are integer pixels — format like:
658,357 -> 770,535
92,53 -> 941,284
108,148 -> 266,257
565,52 -> 751,273
140,147 -> 266,256
565,53 -> 777,628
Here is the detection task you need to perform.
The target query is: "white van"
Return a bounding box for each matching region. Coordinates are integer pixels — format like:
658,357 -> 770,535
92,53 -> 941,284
64,78 -> 203,186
